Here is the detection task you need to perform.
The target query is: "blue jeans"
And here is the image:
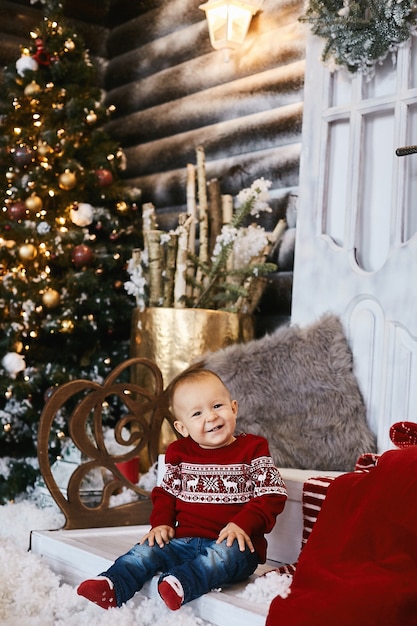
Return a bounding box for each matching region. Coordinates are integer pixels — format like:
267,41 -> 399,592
102,536 -> 259,607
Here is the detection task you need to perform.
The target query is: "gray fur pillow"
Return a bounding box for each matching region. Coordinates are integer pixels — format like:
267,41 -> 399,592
199,315 -> 376,471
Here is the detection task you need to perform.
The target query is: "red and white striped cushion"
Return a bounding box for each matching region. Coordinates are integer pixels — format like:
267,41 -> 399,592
275,475 -> 336,574
301,476 -> 336,549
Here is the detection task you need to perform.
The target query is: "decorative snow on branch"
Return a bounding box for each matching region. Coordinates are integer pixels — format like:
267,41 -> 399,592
300,0 -> 417,76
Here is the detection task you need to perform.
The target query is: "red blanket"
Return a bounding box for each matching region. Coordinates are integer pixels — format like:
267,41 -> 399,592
267,446 -> 417,626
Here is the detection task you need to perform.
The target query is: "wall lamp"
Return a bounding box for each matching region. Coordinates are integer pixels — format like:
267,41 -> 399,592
199,0 -> 263,60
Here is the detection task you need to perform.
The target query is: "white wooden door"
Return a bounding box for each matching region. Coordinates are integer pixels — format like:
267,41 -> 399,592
292,33 -> 417,452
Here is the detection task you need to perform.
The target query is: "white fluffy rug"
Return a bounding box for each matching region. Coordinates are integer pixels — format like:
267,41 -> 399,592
0,498 -> 291,625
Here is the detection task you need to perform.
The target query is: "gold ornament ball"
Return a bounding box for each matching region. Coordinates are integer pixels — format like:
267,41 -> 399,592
42,288 -> 60,308
86,111 -> 97,124
64,39 -> 75,51
59,170 -> 77,190
25,194 -> 43,211
24,81 -> 41,96
19,243 -> 37,261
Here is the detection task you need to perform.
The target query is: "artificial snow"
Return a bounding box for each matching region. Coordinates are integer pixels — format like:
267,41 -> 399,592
238,570 -> 292,603
0,490 -> 292,625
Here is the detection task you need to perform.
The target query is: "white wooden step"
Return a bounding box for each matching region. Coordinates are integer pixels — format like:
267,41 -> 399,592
30,524 -> 276,626
30,468 -> 342,626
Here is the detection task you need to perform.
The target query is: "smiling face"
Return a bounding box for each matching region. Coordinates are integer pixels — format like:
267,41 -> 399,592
171,371 -> 238,449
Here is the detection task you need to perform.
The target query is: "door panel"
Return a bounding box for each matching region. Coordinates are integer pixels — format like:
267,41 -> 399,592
292,34 -> 417,452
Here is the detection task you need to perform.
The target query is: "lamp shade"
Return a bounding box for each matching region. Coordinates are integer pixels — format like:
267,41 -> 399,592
199,0 -> 263,52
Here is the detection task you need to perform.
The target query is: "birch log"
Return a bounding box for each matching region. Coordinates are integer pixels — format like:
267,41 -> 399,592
146,230 -> 164,307
186,163 -> 197,255
221,194 -> 233,224
163,233 -> 178,307
222,194 -> 234,273
174,213 -> 193,308
208,178 -> 222,256
196,146 -> 208,264
142,202 -> 158,232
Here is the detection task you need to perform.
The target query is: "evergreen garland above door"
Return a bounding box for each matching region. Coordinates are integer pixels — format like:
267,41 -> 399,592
300,0 -> 417,76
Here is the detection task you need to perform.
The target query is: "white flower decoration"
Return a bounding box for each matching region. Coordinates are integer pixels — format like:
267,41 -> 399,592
16,55 -> 39,77
37,221 -> 51,235
2,352 -> 26,378
70,203 -> 94,227
235,178 -> 272,218
233,225 -> 269,269
124,257 -> 147,310
211,225 -> 239,262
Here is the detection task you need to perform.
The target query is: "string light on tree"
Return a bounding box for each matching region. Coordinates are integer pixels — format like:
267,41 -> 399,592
116,201 -> 128,213
86,110 -> 97,124
18,243 -> 37,261
64,38 -> 75,51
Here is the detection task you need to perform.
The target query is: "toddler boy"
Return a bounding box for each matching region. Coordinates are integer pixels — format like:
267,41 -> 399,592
77,368 -> 287,610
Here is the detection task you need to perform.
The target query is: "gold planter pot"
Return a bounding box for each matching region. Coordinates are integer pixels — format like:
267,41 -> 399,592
131,307 -> 254,387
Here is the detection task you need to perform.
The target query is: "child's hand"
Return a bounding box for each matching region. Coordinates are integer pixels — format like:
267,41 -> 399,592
140,525 -> 175,548
216,522 -> 255,553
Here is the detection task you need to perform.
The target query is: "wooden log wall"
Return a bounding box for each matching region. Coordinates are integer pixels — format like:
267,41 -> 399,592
0,0 -> 308,329
105,0 -> 306,223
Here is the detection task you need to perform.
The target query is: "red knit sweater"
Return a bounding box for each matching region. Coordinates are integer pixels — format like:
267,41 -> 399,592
150,433 -> 287,562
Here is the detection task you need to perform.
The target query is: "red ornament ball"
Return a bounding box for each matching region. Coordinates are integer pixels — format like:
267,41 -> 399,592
8,201 -> 27,220
13,146 -> 33,167
71,244 -> 94,268
95,168 -> 113,187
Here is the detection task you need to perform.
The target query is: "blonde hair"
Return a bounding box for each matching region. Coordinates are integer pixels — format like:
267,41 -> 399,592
168,367 -> 230,417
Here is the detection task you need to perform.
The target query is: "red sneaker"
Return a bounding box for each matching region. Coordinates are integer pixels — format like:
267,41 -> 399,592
158,575 -> 184,611
77,577 -> 116,609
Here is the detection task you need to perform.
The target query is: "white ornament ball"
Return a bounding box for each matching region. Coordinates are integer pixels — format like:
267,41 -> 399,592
16,55 -> 39,77
70,202 -> 94,226
2,352 -> 26,378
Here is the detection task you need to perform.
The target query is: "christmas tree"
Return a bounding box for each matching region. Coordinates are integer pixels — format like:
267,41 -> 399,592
0,0 -> 142,502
